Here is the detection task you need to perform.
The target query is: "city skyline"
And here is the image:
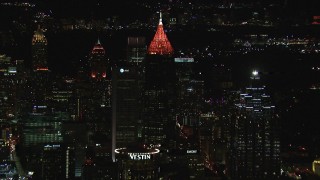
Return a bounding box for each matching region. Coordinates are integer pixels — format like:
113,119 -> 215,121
0,0 -> 320,179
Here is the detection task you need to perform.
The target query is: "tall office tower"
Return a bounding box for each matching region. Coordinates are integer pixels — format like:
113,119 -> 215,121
143,12 -> 175,146
0,54 -> 18,120
79,40 -> 114,178
112,67 -> 140,162
89,39 -> 111,108
126,37 -> 147,141
30,26 -> 51,112
174,58 -> 203,127
84,39 -> 111,126
32,25 -> 48,71
230,71 -> 280,179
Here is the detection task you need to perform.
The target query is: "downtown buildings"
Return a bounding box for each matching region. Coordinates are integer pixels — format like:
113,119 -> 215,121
0,11 -> 285,179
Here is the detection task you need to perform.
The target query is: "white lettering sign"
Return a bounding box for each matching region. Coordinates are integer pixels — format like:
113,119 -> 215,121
187,150 -> 197,154
128,153 -> 151,160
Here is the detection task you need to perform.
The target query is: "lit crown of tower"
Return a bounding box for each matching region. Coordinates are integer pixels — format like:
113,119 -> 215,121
32,25 -> 47,45
91,39 -> 105,54
90,39 -> 107,79
147,12 -> 174,55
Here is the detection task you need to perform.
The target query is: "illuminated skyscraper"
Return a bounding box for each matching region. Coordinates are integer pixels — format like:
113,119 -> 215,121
143,12 -> 176,145
89,39 -> 109,80
80,39 -> 110,122
77,40 -> 113,175
89,39 -> 111,107
82,39 -> 112,139
230,71 -> 280,179
32,25 -> 48,71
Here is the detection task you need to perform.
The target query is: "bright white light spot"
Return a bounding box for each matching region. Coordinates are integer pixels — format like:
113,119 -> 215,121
252,70 -> 258,76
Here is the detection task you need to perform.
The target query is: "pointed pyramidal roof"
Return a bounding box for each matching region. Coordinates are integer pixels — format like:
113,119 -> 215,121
91,38 -> 105,54
32,25 -> 47,45
147,12 -> 174,55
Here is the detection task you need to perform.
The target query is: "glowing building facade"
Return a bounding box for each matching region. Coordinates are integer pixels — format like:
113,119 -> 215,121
230,72 -> 280,179
32,26 -> 48,71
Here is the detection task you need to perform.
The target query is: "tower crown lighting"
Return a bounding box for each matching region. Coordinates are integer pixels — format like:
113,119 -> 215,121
32,25 -> 47,45
147,12 -> 174,55
91,39 -> 105,54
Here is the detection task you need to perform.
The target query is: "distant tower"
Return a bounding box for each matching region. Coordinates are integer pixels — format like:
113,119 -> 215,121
89,38 -> 111,109
89,39 -> 108,79
84,39 -> 112,142
32,25 -> 48,71
230,70 -> 280,179
143,12 -> 176,145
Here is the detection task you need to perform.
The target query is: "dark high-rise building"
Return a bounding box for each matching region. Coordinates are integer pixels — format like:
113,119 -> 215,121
0,54 -> 18,120
82,39 -> 111,129
28,70 -> 51,112
30,26 -> 51,112
62,122 -> 87,178
32,26 -> 48,71
229,71 -> 280,179
127,36 -> 146,101
126,36 -> 147,142
174,57 -> 203,127
75,39 -> 114,179
111,37 -> 147,162
143,12 -> 175,146
41,144 -> 66,180
112,67 -> 140,161
127,37 -> 146,66
89,39 -> 111,109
